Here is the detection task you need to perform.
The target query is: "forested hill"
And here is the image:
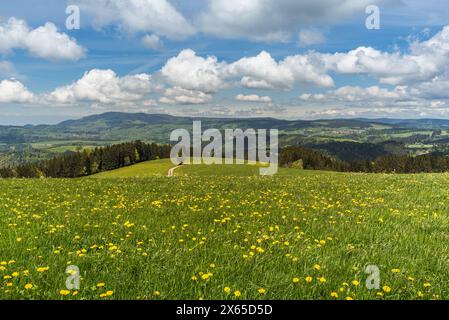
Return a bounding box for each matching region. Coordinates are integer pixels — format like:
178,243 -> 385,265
0,141 -> 171,178
5,112 -> 449,145
3,112 -> 449,166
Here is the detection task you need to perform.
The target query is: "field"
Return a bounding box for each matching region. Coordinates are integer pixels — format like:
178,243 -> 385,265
92,159 -> 175,178
1,160 -> 449,300
91,159 -> 315,178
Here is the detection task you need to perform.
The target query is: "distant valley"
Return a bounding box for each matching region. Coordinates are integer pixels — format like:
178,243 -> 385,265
2,112 -> 449,166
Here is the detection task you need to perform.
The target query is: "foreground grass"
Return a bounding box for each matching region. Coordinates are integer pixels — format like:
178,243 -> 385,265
1,170 -> 449,300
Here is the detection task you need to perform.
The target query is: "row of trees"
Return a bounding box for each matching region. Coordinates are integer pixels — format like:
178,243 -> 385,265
0,141 -> 171,178
3,143 -> 449,178
350,154 -> 449,173
280,146 -> 349,171
280,146 -> 449,173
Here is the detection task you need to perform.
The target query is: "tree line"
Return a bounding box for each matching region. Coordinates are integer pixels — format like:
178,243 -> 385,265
280,146 -> 449,173
0,141 -> 171,178
3,143 -> 449,178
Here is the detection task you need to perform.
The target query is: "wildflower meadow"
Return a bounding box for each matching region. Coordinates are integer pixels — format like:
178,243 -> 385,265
1,166 -> 448,300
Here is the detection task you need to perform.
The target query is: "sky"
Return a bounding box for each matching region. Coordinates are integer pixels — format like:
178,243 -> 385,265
1,0 -> 449,125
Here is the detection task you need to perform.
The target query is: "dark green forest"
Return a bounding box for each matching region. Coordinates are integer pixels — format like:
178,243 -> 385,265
0,141 -> 171,178
281,146 -> 449,173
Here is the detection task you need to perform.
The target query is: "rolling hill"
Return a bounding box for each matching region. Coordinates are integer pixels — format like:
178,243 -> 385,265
91,159 -> 175,178
3,112 -> 449,166
90,158 -> 317,178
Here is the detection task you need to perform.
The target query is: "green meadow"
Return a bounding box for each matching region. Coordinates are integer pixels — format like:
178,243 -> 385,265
1,160 -> 449,300
92,159 -> 175,178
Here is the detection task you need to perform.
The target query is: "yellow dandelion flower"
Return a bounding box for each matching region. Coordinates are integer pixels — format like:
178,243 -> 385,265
292,277 -> 300,284
24,283 -> 33,290
313,264 -> 321,271
60,290 -> 70,296
383,286 -> 391,293
305,276 -> 313,283
234,291 -> 241,298
258,288 -> 266,295
67,269 -> 77,276
391,269 -> 401,273
201,273 -> 212,280
36,266 -> 49,273
331,292 -> 339,298
224,287 -> 231,294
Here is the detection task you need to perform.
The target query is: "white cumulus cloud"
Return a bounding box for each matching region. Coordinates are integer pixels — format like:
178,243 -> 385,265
320,26 -> 449,85
161,49 -> 225,93
0,79 -> 34,103
227,51 -> 334,89
198,0 -> 386,42
300,86 -> 406,103
159,87 -> 212,105
46,69 -> 155,105
0,18 -> 85,61
75,0 -> 195,39
161,49 -> 334,94
235,94 -> 272,103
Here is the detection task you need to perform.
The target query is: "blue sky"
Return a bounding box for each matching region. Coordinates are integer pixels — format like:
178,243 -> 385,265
1,0 -> 449,125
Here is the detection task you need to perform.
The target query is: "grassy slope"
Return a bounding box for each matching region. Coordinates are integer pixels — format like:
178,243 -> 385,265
176,164 -> 329,177
91,159 -> 175,178
1,162 -> 449,300
91,159 -> 325,178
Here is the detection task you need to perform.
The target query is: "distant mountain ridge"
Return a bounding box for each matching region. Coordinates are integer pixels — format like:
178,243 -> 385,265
2,112 -> 449,167
5,112 -> 449,130
55,112 -> 188,127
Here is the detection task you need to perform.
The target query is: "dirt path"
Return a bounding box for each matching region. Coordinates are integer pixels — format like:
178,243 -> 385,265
167,164 -> 184,177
